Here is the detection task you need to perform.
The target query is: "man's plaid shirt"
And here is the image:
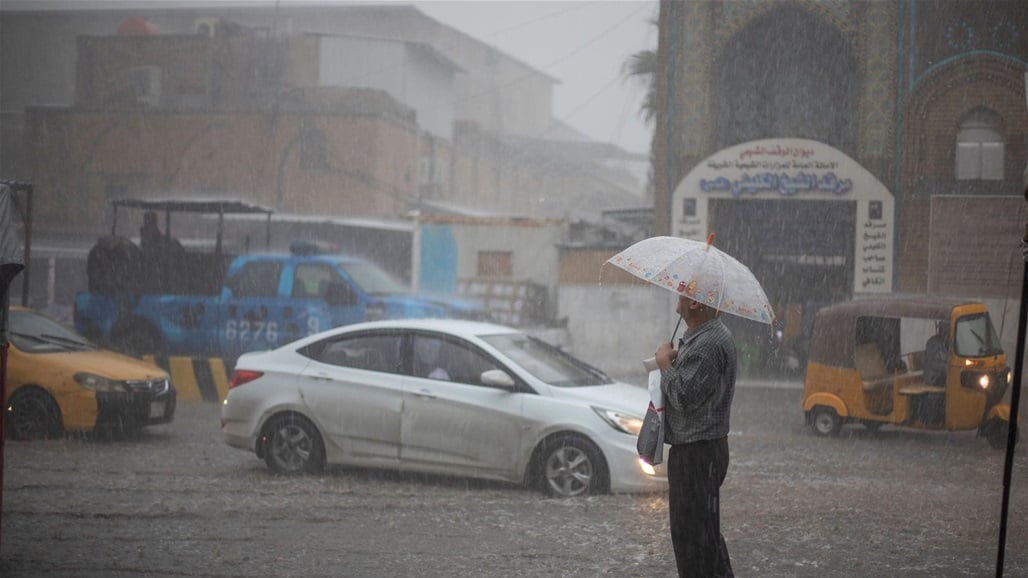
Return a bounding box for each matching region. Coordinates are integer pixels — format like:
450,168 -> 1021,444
660,317 -> 738,445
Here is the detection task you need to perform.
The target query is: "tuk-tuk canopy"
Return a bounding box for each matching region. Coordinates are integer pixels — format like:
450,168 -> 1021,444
808,295 -> 987,368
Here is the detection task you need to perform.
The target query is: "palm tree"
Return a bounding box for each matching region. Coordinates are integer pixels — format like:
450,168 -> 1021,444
622,45 -> 657,204
621,48 -> 657,125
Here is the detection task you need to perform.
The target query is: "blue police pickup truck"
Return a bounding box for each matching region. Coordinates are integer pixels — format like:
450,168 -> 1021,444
74,198 -> 488,359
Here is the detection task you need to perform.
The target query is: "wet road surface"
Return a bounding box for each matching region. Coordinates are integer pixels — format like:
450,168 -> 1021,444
2,384 -> 1025,577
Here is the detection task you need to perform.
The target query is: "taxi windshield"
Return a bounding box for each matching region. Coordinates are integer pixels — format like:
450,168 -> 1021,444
953,313 -> 1003,358
9,310 -> 95,353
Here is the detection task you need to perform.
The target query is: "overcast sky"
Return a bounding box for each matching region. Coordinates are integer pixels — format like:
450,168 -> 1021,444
10,0 -> 658,155
410,1 -> 658,155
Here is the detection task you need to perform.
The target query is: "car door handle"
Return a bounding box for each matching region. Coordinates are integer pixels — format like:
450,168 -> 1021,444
309,372 -> 334,382
413,388 -> 437,399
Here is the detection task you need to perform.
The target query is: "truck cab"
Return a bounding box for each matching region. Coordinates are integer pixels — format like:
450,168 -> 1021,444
74,198 -> 490,360
216,248 -> 490,357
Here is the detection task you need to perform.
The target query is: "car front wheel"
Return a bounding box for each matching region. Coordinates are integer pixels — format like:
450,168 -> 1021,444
262,414 -> 325,474
537,435 -> 607,498
7,387 -> 63,441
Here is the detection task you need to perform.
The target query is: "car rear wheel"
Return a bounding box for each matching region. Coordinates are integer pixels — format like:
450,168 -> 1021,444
536,435 -> 607,498
810,406 -> 842,437
6,387 -> 63,441
262,414 -> 325,474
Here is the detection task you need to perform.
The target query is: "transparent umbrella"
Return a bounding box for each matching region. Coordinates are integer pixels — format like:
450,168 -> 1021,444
606,234 -> 775,325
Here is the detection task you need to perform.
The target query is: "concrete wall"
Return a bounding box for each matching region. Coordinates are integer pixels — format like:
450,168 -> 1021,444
558,284 -> 678,380
317,36 -> 455,141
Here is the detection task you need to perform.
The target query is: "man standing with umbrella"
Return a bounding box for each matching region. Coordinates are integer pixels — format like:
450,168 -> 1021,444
655,293 -> 737,578
607,234 -> 771,577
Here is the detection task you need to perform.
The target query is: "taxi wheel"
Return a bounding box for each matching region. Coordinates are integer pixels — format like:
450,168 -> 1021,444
262,414 -> 325,475
7,387 -> 63,441
810,406 -> 842,437
536,435 -> 609,498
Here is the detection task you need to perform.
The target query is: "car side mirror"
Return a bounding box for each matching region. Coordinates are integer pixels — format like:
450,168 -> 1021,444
480,369 -> 515,390
324,282 -> 358,306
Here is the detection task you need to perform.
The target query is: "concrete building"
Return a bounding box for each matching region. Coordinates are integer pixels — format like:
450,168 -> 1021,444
1,3 -> 647,329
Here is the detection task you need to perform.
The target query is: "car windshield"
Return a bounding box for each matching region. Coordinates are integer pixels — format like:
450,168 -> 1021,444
338,261 -> 409,296
9,310 -> 95,353
481,333 -> 612,387
953,312 -> 1003,357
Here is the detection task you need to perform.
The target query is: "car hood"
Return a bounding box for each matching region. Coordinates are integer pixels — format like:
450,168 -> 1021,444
28,349 -> 169,381
374,293 -> 492,321
545,381 -> 650,416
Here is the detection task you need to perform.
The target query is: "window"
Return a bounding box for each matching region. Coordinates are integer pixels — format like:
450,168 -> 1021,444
303,332 -> 403,374
292,264 -> 337,298
412,333 -> 507,386
477,251 -> 513,278
481,333 -> 612,387
955,108 -> 1004,180
227,261 -> 282,298
953,313 -> 1003,358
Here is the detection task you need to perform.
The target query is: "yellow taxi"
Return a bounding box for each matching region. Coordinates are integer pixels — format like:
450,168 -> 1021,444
5,307 -> 175,439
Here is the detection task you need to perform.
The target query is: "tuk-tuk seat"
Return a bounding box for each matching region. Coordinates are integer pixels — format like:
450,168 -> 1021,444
854,343 -> 894,392
898,384 -> 944,396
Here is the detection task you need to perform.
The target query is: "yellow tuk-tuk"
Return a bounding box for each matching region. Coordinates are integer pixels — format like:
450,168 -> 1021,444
802,296 -> 1015,448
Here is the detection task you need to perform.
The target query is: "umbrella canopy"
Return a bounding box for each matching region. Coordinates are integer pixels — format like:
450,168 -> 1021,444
606,235 -> 775,325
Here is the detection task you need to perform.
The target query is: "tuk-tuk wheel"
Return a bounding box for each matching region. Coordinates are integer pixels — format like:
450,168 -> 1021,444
982,418 -> 1017,450
810,407 -> 842,437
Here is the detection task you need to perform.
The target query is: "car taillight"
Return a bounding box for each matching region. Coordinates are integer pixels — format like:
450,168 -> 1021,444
228,370 -> 264,390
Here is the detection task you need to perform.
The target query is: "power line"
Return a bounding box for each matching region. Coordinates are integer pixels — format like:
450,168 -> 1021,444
478,0 -> 601,42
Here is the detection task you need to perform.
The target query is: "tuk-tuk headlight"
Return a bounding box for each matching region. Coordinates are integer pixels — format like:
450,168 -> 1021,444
978,374 -> 990,390
960,371 -> 990,391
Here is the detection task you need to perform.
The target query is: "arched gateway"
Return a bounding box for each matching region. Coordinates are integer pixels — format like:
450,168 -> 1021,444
671,139 -> 894,341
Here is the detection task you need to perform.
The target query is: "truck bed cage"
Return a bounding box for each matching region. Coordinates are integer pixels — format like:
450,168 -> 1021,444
110,197 -> 275,253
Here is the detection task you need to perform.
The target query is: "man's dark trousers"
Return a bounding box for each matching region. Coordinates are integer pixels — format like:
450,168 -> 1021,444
668,438 -> 733,577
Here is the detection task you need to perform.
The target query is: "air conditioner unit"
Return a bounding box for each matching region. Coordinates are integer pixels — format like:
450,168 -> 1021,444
194,17 -> 219,37
128,65 -> 162,107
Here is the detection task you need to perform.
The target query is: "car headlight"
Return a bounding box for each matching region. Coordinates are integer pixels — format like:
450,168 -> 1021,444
593,407 -> 644,435
74,372 -> 126,392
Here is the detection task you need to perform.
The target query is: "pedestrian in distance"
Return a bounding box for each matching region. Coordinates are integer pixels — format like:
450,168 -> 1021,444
655,293 -> 737,577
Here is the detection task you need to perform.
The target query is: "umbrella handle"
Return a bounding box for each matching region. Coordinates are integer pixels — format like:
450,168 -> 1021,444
670,316 -> 682,345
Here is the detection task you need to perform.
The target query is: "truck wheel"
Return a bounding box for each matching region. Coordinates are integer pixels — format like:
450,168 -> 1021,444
112,324 -> 165,358
810,406 -> 842,437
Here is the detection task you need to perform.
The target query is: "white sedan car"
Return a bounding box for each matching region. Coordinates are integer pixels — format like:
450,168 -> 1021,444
221,319 -> 667,497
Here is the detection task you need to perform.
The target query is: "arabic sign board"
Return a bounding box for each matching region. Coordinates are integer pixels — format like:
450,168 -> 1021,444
671,138 -> 894,294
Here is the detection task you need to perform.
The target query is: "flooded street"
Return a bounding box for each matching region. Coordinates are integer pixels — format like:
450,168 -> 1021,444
2,383 -> 1025,577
